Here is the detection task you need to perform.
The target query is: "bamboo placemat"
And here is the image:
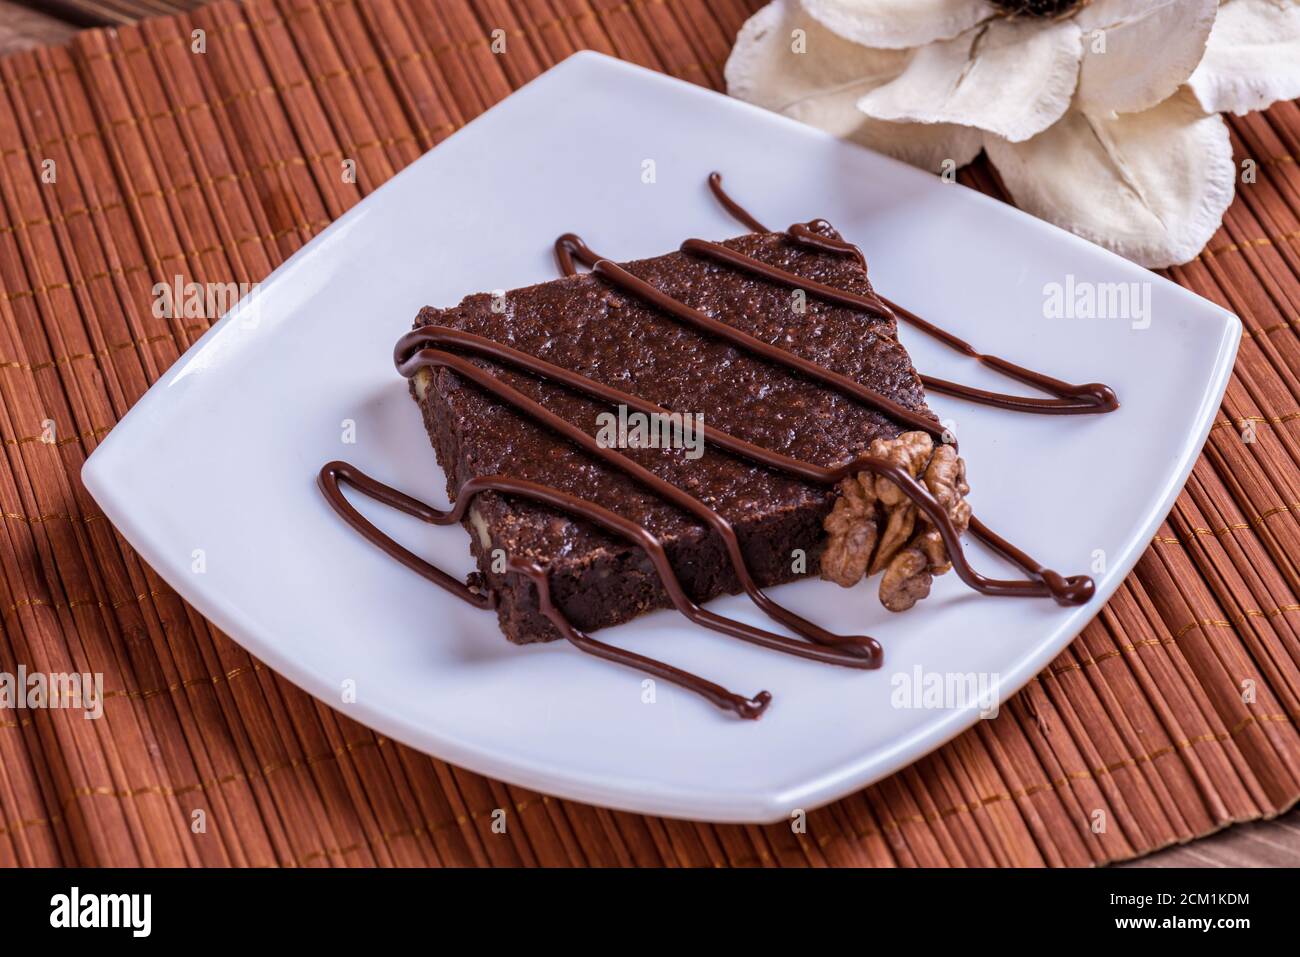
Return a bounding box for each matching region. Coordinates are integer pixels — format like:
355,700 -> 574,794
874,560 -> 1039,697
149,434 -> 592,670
1,0 -> 1299,867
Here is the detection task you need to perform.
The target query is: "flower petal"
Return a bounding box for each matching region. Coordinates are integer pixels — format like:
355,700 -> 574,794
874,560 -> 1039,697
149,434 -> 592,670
1075,0 -> 1218,115
726,1 -> 983,171
857,16 -> 1083,142
1188,0 -> 1300,115
984,90 -> 1234,267
800,0 -> 995,50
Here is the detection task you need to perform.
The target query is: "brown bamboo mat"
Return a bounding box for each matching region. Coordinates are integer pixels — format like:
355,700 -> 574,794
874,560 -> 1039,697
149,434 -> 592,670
1,0 -> 1299,868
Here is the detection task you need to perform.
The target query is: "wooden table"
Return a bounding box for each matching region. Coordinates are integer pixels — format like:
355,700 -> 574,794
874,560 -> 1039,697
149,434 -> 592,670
1,0 -> 1295,869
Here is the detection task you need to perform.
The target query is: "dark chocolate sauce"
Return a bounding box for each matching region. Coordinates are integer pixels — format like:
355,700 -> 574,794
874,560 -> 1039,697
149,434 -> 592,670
319,459 -> 496,610
544,249 -> 1092,607
588,257 -> 948,443
705,173 -> 1119,415
393,327 -> 880,663
319,460 -> 772,718
707,171 -> 765,233
395,328 -> 1091,606
318,173 -> 1106,719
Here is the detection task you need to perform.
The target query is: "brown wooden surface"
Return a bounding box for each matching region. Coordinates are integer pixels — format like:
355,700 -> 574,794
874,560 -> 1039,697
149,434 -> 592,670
6,0 -> 187,28
1,0 -> 1299,867
0,1 -> 75,54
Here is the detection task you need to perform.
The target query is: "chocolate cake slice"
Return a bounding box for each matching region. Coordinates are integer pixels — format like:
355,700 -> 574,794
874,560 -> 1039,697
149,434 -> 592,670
407,224 -> 934,645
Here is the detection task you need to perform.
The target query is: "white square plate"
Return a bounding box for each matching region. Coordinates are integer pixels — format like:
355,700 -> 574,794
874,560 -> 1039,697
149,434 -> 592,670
83,52 -> 1240,823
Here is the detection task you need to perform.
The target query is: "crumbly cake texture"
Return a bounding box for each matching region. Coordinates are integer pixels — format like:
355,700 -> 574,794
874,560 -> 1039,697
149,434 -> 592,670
410,225 -> 934,644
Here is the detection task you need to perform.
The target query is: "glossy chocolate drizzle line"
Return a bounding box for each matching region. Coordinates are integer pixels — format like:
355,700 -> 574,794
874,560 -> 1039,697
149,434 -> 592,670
556,234 -> 946,444
319,461 -> 772,718
551,233 -> 1092,604
396,326 -> 1092,607
319,179 -> 1101,719
394,327 -> 881,664
705,173 -> 1119,416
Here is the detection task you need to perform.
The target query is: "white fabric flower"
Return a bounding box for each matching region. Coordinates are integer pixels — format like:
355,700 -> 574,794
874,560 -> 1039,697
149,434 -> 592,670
1189,0 -> 1300,114
727,0 -> 1300,267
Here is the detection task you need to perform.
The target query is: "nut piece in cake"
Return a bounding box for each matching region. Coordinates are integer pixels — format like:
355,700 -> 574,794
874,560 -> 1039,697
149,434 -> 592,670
820,431 -> 971,611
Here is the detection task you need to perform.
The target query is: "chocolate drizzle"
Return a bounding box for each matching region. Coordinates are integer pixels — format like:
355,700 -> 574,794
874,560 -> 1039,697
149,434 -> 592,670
319,172 -> 1110,719
549,234 -> 1093,607
707,171 -> 765,233
705,173 -> 1119,416
591,255 -> 947,442
393,327 -> 880,664
319,461 -> 772,718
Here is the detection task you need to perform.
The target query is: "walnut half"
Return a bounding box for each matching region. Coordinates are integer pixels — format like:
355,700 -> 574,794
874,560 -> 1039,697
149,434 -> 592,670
820,432 -> 971,612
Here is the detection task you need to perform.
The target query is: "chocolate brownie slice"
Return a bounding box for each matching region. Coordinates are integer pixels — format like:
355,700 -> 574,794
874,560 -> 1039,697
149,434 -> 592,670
408,224 -> 933,644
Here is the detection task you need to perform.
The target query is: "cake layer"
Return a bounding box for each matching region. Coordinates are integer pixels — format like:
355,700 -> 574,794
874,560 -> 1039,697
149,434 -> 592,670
410,224 -> 933,643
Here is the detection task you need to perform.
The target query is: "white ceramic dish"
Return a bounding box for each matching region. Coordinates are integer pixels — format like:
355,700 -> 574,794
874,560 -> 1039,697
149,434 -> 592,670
83,52 -> 1239,823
